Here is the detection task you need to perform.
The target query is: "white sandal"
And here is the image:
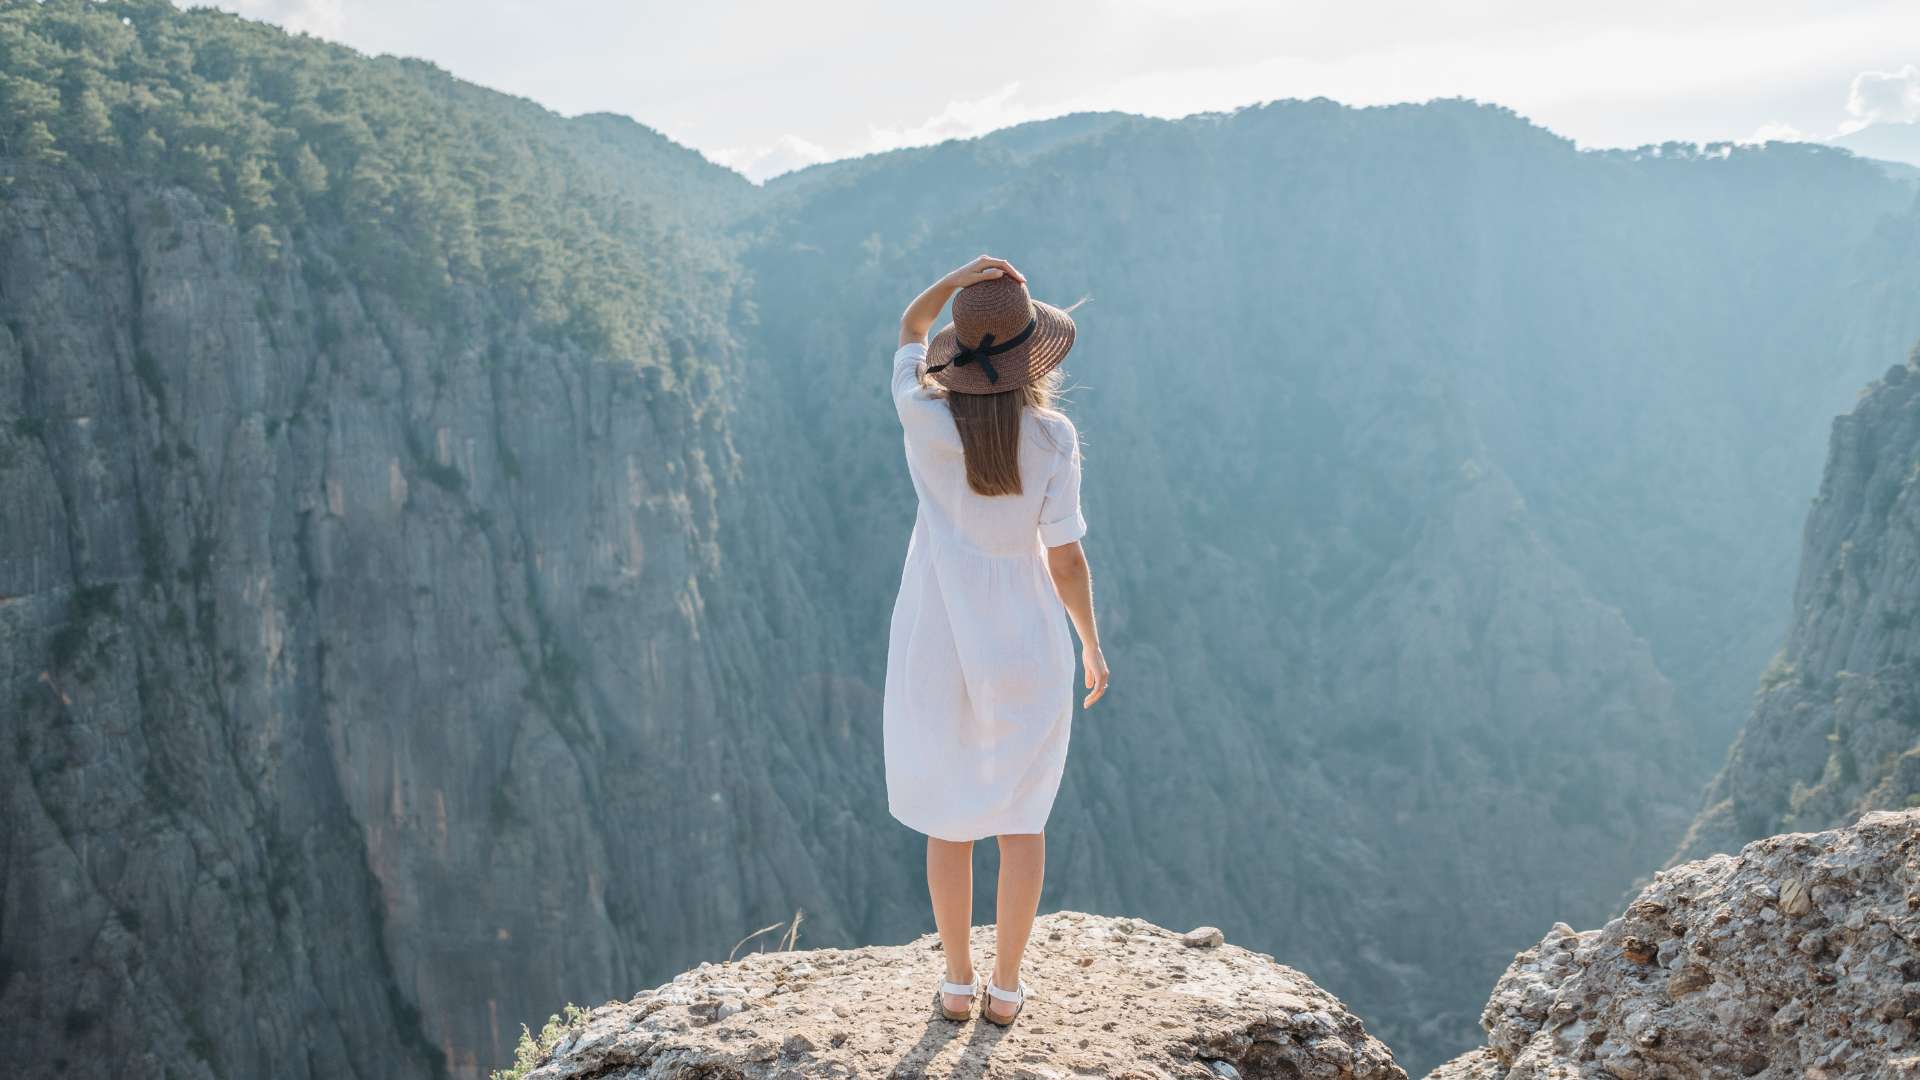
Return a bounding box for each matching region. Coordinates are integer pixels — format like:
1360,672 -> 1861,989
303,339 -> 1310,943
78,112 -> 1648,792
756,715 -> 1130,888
936,975 -> 978,1021
983,978 -> 1030,1026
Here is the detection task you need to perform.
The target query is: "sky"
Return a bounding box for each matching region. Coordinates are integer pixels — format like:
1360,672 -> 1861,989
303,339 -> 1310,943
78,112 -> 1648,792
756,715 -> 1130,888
210,0 -> 1920,182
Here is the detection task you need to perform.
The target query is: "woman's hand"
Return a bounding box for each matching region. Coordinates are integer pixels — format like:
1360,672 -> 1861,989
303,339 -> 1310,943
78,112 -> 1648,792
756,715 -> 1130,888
1045,540 -> 1107,708
943,254 -> 1026,290
1082,644 -> 1109,708
900,255 -> 1027,346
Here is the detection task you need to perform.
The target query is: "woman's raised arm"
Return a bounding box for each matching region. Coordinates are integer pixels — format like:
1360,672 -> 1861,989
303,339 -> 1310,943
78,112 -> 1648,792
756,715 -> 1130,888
899,255 -> 1026,347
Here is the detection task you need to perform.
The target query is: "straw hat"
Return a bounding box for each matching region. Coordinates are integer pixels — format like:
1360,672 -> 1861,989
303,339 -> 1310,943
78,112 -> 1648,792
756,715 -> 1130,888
924,276 -> 1077,395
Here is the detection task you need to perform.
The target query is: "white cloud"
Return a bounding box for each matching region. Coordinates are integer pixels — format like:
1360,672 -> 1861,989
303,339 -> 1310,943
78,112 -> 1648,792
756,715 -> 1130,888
200,2 -> 1920,175
1745,121 -> 1811,144
702,134 -> 834,184
1841,63 -> 1920,134
753,25 -> 1918,170
718,84 -> 1046,183
214,0 -> 345,38
865,83 -> 1041,153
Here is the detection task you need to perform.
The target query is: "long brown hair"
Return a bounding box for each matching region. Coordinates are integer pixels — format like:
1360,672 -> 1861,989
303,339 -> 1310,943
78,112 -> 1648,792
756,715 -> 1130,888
927,368 -> 1068,495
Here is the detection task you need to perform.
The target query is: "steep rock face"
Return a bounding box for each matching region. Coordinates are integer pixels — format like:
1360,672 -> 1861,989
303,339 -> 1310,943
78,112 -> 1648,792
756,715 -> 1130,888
1675,348 -> 1920,863
0,149 -> 851,1080
1429,809 -> 1920,1080
513,912 -> 1406,1080
3,166 -> 450,1078
0,10 -> 861,1080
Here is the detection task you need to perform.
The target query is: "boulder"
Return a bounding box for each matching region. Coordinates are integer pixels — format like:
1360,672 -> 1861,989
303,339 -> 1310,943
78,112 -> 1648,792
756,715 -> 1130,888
1428,810 -> 1920,1079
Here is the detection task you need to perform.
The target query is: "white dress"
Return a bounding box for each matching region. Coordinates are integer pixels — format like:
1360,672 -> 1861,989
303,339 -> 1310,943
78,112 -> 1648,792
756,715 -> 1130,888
883,340 -> 1087,842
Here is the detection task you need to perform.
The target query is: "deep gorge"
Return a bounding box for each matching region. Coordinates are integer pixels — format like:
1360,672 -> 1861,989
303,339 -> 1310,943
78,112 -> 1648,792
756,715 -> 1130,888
3,5 -> 1920,1077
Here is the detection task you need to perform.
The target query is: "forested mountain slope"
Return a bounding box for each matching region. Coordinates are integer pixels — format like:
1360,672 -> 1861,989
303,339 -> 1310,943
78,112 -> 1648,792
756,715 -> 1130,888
4,4 -> 1920,1078
757,104 -> 1920,759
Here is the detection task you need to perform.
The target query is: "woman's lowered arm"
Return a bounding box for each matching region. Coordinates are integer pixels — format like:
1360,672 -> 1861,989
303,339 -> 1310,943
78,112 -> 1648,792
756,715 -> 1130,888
1045,539 -> 1109,707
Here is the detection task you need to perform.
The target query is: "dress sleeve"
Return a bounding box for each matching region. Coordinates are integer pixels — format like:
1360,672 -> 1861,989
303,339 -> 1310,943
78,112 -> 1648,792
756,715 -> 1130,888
1038,421 -> 1087,547
892,341 -> 928,404
891,340 -> 962,449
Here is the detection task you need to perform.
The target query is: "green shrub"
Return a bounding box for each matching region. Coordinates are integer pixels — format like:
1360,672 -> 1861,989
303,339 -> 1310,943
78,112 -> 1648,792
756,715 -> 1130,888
492,1004 -> 589,1080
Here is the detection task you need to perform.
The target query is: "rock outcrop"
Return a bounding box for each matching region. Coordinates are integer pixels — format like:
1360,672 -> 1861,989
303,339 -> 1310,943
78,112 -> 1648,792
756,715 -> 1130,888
513,912 -> 1405,1080
1675,350 -> 1920,864
1428,809 -> 1920,1079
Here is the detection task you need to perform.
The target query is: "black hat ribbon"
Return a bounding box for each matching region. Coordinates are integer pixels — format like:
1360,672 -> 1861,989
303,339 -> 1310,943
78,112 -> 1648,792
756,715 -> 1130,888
924,317 -> 1037,385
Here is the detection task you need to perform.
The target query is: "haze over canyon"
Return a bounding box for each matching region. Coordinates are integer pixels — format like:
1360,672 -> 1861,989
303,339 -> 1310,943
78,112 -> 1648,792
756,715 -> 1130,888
3,4 -> 1920,1077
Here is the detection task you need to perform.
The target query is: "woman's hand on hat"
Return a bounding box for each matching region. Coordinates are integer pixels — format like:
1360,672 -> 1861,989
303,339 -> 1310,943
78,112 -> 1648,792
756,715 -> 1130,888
901,255 -> 1025,346
944,254 -> 1025,289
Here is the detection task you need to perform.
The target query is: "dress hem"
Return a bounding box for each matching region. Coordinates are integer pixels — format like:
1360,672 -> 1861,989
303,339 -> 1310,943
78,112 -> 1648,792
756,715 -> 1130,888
889,804 -> 1049,842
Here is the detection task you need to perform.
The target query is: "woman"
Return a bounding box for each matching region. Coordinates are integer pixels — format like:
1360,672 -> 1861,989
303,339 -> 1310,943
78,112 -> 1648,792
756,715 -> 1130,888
883,254 -> 1110,1027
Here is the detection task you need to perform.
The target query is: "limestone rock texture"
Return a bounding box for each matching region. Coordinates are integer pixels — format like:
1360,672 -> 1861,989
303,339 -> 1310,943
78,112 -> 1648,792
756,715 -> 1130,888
1427,809 -> 1920,1080
521,912 -> 1406,1080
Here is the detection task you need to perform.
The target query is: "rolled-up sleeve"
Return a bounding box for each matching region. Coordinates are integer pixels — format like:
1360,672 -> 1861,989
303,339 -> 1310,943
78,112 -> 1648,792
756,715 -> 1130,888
1038,426 -> 1087,547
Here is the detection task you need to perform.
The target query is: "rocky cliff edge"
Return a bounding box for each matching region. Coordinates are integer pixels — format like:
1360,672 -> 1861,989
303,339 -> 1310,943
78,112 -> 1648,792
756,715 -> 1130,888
508,910 -> 1407,1080
507,810 -> 1920,1079
1429,809 -> 1920,1079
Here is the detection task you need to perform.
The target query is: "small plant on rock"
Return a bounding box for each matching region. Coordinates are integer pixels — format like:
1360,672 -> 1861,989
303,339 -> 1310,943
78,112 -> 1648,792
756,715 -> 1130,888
492,1004 -> 589,1080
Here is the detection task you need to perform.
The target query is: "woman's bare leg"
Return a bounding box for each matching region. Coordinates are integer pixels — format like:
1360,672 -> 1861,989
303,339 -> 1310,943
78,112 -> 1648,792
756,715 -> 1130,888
927,837 -> 975,1013
989,832 -> 1045,1018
